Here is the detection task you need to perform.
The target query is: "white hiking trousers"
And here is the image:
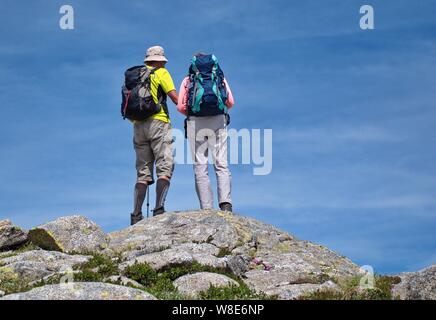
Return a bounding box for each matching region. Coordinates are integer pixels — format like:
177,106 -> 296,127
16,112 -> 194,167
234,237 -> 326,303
187,114 -> 232,209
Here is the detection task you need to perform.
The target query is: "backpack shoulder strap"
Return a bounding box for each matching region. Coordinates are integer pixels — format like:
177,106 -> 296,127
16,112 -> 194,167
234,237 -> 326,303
211,55 -> 226,112
140,66 -> 155,83
149,67 -> 170,117
189,56 -> 204,113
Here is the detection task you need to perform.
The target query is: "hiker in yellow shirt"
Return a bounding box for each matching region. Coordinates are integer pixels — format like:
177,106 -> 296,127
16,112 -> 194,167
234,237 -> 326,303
125,46 -> 178,225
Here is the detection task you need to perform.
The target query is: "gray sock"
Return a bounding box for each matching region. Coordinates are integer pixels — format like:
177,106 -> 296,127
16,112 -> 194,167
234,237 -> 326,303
133,183 -> 147,216
155,179 -> 170,209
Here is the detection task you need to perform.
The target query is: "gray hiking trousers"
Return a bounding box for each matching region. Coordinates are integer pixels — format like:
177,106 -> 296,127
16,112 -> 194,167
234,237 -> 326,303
187,114 -> 232,209
133,119 -> 174,185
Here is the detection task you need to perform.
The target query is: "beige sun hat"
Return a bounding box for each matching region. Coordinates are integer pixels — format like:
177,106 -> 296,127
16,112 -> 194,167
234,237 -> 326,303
144,45 -> 168,62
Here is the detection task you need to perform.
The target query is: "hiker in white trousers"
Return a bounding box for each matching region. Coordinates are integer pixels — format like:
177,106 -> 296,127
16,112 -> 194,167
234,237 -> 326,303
177,53 -> 235,212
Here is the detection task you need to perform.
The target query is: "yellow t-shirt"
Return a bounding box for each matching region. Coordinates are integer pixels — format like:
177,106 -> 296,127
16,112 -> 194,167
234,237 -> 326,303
137,66 -> 175,123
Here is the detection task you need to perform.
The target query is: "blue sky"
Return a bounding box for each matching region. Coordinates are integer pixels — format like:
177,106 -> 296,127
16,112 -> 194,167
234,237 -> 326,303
0,0 -> 435,274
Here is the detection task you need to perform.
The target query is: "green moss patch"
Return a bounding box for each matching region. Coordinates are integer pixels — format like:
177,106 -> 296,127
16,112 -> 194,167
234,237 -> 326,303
216,247 -> 232,258
72,253 -> 118,282
0,268 -> 32,295
28,229 -> 63,252
123,261 -> 274,300
198,284 -> 273,300
301,275 -> 402,300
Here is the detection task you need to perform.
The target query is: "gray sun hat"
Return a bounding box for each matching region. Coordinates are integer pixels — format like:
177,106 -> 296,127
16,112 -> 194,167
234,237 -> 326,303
144,46 -> 168,63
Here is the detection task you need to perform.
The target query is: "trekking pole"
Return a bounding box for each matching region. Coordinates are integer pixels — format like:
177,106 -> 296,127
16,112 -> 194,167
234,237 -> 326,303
146,186 -> 150,218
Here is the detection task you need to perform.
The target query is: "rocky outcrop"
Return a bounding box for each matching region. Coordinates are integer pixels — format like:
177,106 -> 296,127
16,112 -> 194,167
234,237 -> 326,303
0,250 -> 91,284
28,215 -> 109,254
0,220 -> 28,250
1,282 -> 156,300
174,272 -> 239,297
109,210 -> 359,276
109,210 -> 359,299
0,210 -> 434,300
392,264 -> 436,300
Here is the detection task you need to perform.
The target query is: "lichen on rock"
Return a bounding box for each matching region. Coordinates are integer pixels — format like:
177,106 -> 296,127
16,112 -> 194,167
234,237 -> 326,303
392,264 -> 436,300
0,250 -> 91,287
1,282 -> 156,300
173,272 -> 239,297
28,215 -> 109,254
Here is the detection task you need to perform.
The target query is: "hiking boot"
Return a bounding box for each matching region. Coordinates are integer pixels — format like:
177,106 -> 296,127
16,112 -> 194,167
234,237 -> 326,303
219,202 -> 233,212
153,206 -> 165,217
130,212 -> 144,225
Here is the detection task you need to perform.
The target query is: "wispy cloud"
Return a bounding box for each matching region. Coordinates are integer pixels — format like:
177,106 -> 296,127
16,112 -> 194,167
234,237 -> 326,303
276,125 -> 403,144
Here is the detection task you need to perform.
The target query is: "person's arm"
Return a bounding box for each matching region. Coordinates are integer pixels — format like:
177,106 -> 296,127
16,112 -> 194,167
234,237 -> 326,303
158,69 -> 178,105
224,79 -> 234,108
167,90 -> 178,105
177,77 -> 189,115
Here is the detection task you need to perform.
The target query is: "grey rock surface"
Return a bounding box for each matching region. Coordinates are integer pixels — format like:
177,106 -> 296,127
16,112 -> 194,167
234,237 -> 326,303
261,280 -> 340,300
0,220 -> 28,250
392,264 -> 436,300
108,210 -> 296,257
28,215 -> 109,254
226,255 -> 251,277
243,248 -> 357,298
119,243 -> 227,271
173,272 -> 239,297
104,276 -> 145,289
0,250 -> 14,258
0,250 -> 91,285
1,282 -> 156,300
